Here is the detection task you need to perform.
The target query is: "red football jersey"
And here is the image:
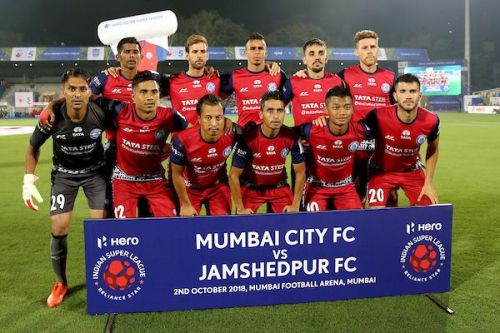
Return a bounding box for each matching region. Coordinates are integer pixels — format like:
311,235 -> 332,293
112,102 -> 188,177
170,126 -> 237,188
283,73 -> 344,126
168,72 -> 221,126
366,106 -> 440,172
339,65 -> 395,122
222,68 -> 286,127
90,70 -> 134,103
301,122 -> 367,185
232,125 -> 304,186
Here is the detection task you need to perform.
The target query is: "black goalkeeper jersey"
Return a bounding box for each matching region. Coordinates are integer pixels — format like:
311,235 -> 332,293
30,102 -> 110,172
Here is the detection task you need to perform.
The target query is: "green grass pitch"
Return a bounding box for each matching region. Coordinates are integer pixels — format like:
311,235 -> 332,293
0,113 -> 499,332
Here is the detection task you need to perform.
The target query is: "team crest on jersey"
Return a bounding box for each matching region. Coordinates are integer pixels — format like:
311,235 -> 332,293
206,82 -> 216,93
223,146 -> 232,157
280,148 -> 289,158
416,134 -> 427,145
381,83 -> 391,93
348,141 -> 360,152
155,129 -> 166,140
90,128 -> 102,140
267,82 -> 277,91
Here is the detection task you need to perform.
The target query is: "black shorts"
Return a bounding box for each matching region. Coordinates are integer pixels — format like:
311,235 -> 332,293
50,169 -> 107,216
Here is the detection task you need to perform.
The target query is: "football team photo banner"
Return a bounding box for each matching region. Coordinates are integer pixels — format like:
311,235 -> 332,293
84,205 -> 453,314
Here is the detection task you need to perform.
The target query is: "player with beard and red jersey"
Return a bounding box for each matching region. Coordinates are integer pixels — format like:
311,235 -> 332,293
95,71 -> 189,218
300,86 -> 368,211
339,30 -> 397,206
170,95 -> 240,216
165,34 -> 222,126
229,91 -> 306,214
283,38 -> 344,126
364,74 -> 440,207
221,32 -> 287,127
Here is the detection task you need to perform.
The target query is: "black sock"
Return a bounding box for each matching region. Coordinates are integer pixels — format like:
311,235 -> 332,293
50,234 -> 68,285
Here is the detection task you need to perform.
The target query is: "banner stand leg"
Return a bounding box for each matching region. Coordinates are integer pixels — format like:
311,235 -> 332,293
104,313 -> 117,333
425,294 -> 454,314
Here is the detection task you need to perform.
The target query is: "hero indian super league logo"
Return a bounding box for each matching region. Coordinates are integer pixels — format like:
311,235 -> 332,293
400,232 -> 446,283
92,238 -> 147,301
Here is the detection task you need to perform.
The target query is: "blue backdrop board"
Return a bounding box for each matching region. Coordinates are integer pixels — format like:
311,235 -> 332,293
84,205 -> 453,314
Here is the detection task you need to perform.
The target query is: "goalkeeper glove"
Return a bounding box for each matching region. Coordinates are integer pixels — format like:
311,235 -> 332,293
23,174 -> 43,211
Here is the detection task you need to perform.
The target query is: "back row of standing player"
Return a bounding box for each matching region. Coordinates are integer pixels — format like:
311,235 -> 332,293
96,30 -> 423,214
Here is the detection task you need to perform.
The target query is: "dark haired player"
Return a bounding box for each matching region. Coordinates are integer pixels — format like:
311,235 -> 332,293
300,86 -> 368,211
365,74 -> 440,207
221,32 -> 286,127
171,95 -> 240,216
96,71 -> 189,218
23,69 -> 109,307
229,91 -> 305,214
283,38 -> 344,126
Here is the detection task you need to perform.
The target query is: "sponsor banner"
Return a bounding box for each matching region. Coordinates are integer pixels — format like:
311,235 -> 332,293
330,48 -> 356,60
467,106 -> 500,114
0,48 -> 10,61
234,46 -> 245,60
38,47 -> 84,60
208,47 -> 230,60
87,47 -> 105,61
490,97 -> 500,106
14,92 -> 35,107
267,47 -> 300,61
392,48 -> 429,61
166,46 -> 185,60
10,47 -> 36,61
85,205 -> 452,314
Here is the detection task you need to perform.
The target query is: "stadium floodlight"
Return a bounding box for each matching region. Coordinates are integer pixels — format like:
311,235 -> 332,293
97,10 -> 178,55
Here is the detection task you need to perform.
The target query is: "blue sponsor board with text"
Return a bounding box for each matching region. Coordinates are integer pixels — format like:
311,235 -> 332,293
84,205 -> 452,314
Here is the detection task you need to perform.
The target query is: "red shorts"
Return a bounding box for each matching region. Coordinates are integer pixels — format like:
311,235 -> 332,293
305,184 -> 363,211
112,179 -> 177,218
367,169 -> 432,207
241,186 -> 293,213
187,183 -> 232,215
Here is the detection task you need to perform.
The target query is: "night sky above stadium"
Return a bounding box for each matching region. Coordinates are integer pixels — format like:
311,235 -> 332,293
2,0 -> 498,50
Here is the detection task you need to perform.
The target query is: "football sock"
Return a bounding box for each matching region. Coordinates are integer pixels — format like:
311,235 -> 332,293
50,234 -> 68,285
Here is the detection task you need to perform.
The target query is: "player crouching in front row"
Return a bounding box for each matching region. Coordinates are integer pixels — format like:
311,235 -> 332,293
229,91 -> 306,214
300,86 -> 368,211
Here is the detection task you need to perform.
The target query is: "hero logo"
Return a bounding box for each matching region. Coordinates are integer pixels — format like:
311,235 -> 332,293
401,130 -> 411,140
97,236 -> 140,248
406,222 -> 442,234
